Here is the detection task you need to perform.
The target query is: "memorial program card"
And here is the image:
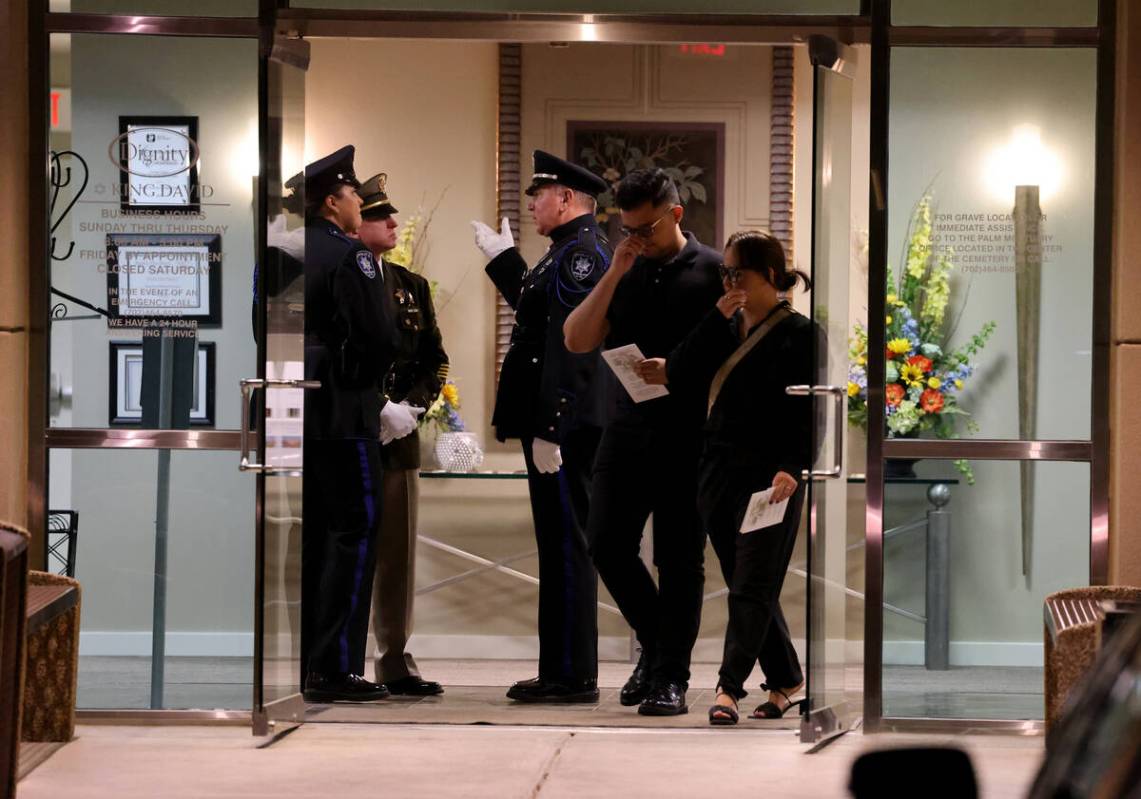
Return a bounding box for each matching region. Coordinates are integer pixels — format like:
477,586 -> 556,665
601,344 -> 669,403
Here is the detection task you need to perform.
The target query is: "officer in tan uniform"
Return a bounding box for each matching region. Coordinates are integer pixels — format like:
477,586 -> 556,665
356,172 -> 448,696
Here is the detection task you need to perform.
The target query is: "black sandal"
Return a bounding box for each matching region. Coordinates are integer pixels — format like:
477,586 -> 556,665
708,690 -> 739,726
751,683 -> 804,720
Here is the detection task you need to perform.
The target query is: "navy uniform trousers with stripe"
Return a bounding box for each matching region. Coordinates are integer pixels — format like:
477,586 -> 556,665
302,438 -> 381,679
522,427 -> 601,684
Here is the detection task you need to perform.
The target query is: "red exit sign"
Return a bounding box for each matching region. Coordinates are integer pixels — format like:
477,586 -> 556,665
678,44 -> 726,57
51,89 -> 71,130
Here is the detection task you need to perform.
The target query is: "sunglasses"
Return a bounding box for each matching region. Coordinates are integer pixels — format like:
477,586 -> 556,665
619,207 -> 677,239
718,264 -> 744,284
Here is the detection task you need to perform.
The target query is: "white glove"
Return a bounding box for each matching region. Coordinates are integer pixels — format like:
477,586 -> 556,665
531,438 -> 563,475
267,213 -> 305,261
471,216 -> 515,260
379,401 -> 425,446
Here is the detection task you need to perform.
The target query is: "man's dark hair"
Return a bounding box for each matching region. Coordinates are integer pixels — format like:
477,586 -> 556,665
615,168 -> 681,211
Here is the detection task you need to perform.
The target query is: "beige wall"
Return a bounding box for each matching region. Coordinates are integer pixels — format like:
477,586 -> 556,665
519,42 -> 777,261
1111,0 -> 1141,587
306,38 -> 506,462
0,0 -> 30,533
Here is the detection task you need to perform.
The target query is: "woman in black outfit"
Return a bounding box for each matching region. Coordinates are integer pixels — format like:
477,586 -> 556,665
642,230 -> 816,725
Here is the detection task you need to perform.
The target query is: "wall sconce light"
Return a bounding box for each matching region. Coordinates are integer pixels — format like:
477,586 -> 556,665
983,124 -> 1064,203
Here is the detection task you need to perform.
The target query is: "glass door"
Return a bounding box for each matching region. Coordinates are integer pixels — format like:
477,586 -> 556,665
798,35 -> 861,743
252,35 -> 312,737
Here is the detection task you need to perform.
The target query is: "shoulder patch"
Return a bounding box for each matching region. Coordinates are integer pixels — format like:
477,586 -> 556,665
356,250 -> 377,279
570,252 -> 595,281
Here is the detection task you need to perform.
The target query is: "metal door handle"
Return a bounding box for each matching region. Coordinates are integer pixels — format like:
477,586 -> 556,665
785,384 -> 845,481
239,378 -> 320,473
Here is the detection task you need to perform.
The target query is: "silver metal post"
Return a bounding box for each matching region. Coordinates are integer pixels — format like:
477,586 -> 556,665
925,482 -> 951,671
150,333 -> 175,709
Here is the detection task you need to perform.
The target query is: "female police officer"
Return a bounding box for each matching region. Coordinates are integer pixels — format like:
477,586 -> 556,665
298,146 -> 400,703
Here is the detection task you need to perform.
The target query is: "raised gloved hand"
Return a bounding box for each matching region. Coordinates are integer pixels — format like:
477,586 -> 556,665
531,437 -> 563,475
380,401 -> 426,446
267,213 -> 305,261
471,217 -> 515,260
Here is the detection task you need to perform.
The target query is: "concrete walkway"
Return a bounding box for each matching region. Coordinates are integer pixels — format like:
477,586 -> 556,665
17,723 -> 1045,798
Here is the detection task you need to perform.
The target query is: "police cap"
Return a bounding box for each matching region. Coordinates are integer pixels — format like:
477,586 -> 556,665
303,145 -> 361,200
524,149 -> 609,197
358,172 -> 399,219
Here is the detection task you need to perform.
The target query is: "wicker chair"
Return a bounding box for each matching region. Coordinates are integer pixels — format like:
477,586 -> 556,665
1044,586 -> 1141,729
0,521 -> 30,799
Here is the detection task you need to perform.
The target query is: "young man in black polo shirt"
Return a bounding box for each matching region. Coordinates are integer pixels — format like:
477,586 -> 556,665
564,169 -> 723,716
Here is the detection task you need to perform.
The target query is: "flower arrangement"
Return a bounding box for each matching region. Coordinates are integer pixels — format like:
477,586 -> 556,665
421,381 -> 465,433
386,188 -> 447,297
847,194 -> 996,484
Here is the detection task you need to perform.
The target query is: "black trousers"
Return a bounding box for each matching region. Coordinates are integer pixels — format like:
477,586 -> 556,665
521,427 -> 601,683
301,438 -> 381,680
702,472 -> 806,700
587,426 -> 706,687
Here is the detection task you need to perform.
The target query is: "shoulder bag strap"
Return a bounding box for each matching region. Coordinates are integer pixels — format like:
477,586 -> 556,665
707,304 -> 795,418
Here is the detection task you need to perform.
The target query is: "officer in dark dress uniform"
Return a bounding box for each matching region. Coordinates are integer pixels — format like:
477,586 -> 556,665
472,150 -> 612,702
299,145 -> 399,702
355,172 -> 449,697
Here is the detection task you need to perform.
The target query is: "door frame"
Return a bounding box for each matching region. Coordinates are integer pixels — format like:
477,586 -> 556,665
861,0 -> 1113,734
25,1 -> 1113,731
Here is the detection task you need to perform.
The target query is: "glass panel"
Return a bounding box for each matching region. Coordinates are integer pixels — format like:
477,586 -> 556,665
48,33 -> 258,430
880,459 -> 1090,720
293,0 -> 859,12
804,51 -> 862,737
49,448 -> 255,709
892,0 -> 1097,27
853,48 -> 1096,448
257,37 -> 309,716
59,0 -> 258,17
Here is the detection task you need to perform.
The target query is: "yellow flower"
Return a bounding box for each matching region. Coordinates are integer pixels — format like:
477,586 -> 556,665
886,315 -> 893,325
887,293 -> 897,305
901,363 -> 925,386
848,382 -> 860,397
954,379 -> 964,390
887,338 -> 912,356
927,377 -> 942,389
442,384 -> 460,407
857,356 -> 867,366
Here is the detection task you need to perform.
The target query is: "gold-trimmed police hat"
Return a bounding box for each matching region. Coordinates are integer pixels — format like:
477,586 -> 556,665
524,149 -> 609,197
302,145 -> 361,200
358,172 -> 399,219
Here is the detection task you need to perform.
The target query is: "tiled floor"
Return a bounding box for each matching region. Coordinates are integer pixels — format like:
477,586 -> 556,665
17,723 -> 1048,799
77,656 -> 1045,721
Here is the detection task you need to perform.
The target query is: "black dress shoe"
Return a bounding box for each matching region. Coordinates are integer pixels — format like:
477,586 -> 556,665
303,672 -> 390,703
506,676 -> 600,704
384,676 -> 444,696
620,653 -> 653,707
638,681 -> 688,716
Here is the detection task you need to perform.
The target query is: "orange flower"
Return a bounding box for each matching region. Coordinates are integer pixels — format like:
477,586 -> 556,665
885,348 -> 895,361
886,384 -> 905,407
907,354 -> 933,373
920,389 -> 945,413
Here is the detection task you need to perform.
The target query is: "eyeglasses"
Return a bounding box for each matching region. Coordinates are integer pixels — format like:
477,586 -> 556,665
718,264 -> 743,284
619,207 -> 677,239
